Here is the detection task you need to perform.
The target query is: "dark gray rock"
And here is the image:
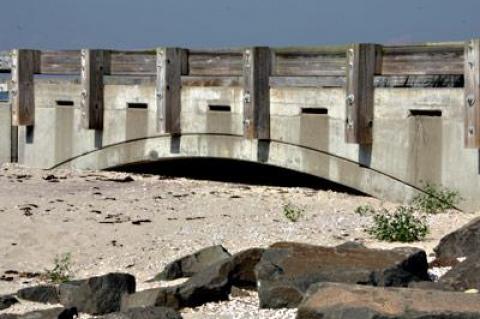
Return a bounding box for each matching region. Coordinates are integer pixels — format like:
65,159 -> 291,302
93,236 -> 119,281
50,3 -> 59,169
297,282 -> 480,319
0,307 -> 66,319
149,245 -> 231,281
255,242 -> 429,308
58,273 -> 135,314
0,295 -> 18,311
17,285 -> 59,304
230,248 -> 265,289
100,307 -> 181,319
123,258 -> 234,310
439,254 -> 480,291
120,287 -> 179,311
434,216 -> 480,260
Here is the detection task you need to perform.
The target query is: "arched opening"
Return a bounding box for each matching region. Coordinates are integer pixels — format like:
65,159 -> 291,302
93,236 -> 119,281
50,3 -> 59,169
110,157 -> 365,195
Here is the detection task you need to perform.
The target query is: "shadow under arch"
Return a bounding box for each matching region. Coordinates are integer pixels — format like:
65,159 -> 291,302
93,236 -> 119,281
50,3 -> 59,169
110,157 -> 366,195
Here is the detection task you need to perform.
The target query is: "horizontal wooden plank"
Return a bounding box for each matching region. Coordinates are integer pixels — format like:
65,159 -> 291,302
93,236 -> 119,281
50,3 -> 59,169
381,45 -> 464,75
110,51 -> 156,75
374,75 -> 464,88
181,75 -> 242,87
0,50 -> 11,71
188,48 -> 245,55
188,52 -> 243,76
270,76 -> 345,87
104,75 -> 155,85
273,53 -> 346,76
40,50 -> 81,74
273,45 -> 349,55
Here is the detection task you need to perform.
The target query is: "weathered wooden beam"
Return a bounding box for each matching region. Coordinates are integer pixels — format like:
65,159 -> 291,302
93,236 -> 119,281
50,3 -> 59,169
181,76 -> 242,87
80,49 -> 110,130
10,49 -> 40,126
243,47 -> 271,140
270,76 -> 345,88
187,51 -> 243,76
156,48 -> 186,134
345,44 -> 381,144
464,39 -> 480,148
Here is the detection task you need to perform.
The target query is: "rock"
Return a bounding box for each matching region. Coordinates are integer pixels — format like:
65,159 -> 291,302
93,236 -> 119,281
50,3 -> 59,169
0,295 -> 18,311
176,257 -> 234,308
297,282 -> 480,319
149,245 -> 231,281
121,287 -> 179,311
407,281 -> 454,291
255,242 -> 429,308
439,254 -> 480,291
434,216 -> 480,260
0,307 -> 66,319
230,248 -> 265,289
58,272 -> 135,314
100,307 -> 181,319
123,258 -> 234,310
17,285 -> 59,304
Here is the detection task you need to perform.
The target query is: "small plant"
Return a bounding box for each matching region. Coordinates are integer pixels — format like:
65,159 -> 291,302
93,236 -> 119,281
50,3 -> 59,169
354,204 -> 376,216
45,253 -> 73,283
367,206 -> 428,242
412,183 -> 460,214
283,202 -> 304,222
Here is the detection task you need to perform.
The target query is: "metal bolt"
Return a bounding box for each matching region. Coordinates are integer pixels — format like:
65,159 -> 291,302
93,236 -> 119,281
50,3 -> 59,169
346,94 -> 355,105
468,126 -> 475,135
467,94 -> 476,107
244,92 -> 251,103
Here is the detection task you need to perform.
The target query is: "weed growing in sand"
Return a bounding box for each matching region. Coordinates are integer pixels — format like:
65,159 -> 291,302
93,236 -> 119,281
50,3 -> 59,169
412,183 -> 460,214
354,204 -> 376,216
283,202 -> 304,222
45,253 -> 73,283
367,206 -> 428,242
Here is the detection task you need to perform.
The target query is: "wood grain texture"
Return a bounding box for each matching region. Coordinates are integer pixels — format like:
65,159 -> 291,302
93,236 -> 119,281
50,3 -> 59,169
345,44 -> 380,144
10,49 -> 40,126
273,52 -> 347,76
464,39 -> 480,148
156,48 -> 186,134
243,47 -> 271,140
181,76 -> 242,87
270,76 -> 345,88
188,52 -> 243,76
80,49 -> 110,130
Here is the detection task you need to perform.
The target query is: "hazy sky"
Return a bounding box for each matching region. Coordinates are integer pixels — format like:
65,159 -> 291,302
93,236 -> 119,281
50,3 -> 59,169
0,0 -> 478,49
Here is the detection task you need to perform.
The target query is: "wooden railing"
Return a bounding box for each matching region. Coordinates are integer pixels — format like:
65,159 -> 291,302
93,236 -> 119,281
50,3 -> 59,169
0,39 -> 477,147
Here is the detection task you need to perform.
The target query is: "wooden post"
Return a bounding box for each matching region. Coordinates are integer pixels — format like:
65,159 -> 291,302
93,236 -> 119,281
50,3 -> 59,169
243,47 -> 271,140
345,44 -> 381,144
156,48 -> 186,134
10,49 -> 40,126
81,49 -> 110,130
465,39 -> 480,148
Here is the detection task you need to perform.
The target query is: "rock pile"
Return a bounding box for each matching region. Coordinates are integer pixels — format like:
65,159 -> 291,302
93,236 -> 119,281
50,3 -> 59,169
2,232 -> 480,319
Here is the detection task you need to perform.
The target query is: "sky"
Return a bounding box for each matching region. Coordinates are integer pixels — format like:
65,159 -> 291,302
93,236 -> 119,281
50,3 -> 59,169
0,0 -> 478,50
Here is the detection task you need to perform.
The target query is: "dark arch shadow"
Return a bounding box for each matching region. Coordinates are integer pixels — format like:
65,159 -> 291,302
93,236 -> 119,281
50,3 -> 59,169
110,157 -> 366,196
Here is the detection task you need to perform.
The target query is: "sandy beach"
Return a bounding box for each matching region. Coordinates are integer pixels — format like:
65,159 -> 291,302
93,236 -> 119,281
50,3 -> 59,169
0,163 -> 478,318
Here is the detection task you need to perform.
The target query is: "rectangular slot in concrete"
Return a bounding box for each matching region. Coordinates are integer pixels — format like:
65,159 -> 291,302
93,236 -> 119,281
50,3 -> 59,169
208,105 -> 231,112
409,109 -> 442,117
56,100 -> 74,106
127,103 -> 148,109
301,107 -> 328,115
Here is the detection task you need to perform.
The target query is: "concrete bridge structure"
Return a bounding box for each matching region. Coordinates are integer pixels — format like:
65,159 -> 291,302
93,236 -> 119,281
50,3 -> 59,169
0,40 -> 479,210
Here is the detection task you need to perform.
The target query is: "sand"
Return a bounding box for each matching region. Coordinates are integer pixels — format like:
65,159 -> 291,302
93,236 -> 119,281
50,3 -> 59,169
0,163 -> 477,318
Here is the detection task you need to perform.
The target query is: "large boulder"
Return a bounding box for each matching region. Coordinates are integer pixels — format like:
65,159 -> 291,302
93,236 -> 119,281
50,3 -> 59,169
434,216 -> 480,260
230,248 -> 265,289
17,285 -> 59,304
58,273 -> 135,314
255,242 -> 429,308
0,295 -> 18,311
297,282 -> 480,319
149,245 -> 231,281
123,258 -> 234,310
99,307 -> 181,319
439,254 -> 480,291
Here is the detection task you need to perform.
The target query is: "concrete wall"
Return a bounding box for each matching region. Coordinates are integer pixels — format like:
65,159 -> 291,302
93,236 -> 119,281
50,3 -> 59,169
10,78 -> 480,211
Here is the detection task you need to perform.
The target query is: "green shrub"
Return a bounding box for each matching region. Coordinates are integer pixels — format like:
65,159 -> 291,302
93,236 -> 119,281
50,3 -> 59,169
412,183 -> 460,214
367,206 -> 428,242
283,202 -> 304,222
354,204 -> 376,216
45,253 -> 73,283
